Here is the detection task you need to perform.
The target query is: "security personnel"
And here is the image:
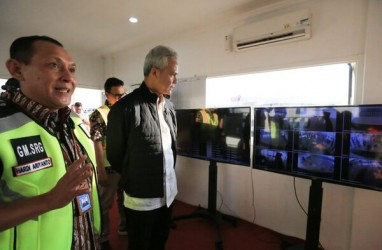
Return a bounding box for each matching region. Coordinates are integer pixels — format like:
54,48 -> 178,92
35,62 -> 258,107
0,77 -> 19,101
89,77 -> 127,250
0,107 -> 101,249
195,109 -> 220,157
196,108 -> 219,126
0,35 -> 101,250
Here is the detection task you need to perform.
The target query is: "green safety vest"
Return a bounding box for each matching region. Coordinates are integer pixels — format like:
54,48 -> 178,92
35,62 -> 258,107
0,112 -> 101,250
199,109 -> 219,126
94,104 -> 111,167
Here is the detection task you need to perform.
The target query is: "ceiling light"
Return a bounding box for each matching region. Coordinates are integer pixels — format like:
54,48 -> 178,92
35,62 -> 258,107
129,17 -> 138,23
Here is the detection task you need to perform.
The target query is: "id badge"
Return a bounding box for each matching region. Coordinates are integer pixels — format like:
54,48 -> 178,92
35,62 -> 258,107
76,193 -> 92,215
75,179 -> 92,214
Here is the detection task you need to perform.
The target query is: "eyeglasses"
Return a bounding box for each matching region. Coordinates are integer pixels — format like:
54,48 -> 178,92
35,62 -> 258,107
107,92 -> 126,99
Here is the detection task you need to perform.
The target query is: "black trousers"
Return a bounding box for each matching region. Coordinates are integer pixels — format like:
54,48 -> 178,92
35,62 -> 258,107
125,205 -> 173,250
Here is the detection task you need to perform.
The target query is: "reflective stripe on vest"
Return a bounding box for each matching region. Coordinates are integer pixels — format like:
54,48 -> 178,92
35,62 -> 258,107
0,112 -> 101,250
96,105 -> 111,167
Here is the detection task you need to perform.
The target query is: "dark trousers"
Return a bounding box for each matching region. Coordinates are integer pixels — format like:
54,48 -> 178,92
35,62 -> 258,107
125,205 -> 173,250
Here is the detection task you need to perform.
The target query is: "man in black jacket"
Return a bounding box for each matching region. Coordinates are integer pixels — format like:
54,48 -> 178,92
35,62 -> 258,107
107,45 -> 178,250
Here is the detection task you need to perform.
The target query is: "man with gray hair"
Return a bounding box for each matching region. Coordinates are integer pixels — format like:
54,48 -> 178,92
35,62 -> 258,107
107,45 -> 178,250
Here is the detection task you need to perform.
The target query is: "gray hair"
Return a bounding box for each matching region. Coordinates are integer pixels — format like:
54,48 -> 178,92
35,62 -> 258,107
143,45 -> 178,77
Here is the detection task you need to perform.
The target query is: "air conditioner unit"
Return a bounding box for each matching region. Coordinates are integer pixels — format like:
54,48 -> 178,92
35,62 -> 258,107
232,10 -> 311,51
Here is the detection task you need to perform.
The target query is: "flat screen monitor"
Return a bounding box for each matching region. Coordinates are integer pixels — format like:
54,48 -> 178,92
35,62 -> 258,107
340,105 -> 382,190
253,105 -> 382,191
176,107 -> 251,166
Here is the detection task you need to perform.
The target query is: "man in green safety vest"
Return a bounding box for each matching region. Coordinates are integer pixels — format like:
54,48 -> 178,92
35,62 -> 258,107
0,35 -> 101,250
89,77 -> 127,250
195,108 -> 220,157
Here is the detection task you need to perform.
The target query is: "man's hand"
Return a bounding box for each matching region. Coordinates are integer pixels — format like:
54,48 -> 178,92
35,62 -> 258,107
0,154 -> 93,231
47,155 -> 93,209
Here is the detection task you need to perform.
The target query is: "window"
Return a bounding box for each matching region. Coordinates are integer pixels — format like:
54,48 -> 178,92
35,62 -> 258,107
206,63 -> 354,107
71,87 -> 103,115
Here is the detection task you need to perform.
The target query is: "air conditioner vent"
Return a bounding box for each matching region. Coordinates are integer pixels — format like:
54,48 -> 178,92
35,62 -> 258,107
232,10 -> 311,51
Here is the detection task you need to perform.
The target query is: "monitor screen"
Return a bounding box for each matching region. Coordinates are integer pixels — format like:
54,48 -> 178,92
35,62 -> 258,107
176,107 -> 251,166
253,105 -> 382,191
340,105 -> 382,190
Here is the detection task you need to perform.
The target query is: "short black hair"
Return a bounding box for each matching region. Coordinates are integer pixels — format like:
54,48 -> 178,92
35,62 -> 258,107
74,102 -> 82,107
1,77 -> 20,92
10,35 -> 63,64
104,77 -> 124,92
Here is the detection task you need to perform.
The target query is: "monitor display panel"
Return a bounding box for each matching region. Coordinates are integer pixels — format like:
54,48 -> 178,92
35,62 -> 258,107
176,107 -> 251,166
253,105 -> 382,191
253,106 -> 343,180
340,105 -> 382,190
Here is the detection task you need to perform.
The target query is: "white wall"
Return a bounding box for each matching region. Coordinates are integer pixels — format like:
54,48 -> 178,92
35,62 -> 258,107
110,0 -> 382,249
70,49 -> 104,89
0,31 -> 22,79
362,0 -> 382,105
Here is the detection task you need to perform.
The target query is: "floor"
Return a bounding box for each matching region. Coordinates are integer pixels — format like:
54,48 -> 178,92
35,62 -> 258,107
107,199 -> 305,250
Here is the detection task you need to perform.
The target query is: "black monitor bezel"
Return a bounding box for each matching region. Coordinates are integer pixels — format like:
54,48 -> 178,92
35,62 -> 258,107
253,104 -> 382,192
176,107 -> 251,167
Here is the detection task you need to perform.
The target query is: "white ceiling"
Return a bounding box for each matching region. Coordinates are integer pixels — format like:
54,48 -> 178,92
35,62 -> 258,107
0,0 -> 285,55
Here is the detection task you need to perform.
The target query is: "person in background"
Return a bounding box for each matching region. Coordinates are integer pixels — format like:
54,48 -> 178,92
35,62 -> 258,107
0,77 -> 19,101
73,101 -> 90,130
89,77 -> 127,250
106,45 -> 178,250
0,35 -> 101,250
195,108 -> 220,157
1,78 -> 20,108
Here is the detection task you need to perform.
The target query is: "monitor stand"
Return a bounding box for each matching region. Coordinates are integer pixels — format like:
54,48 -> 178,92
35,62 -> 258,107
172,160 -> 237,250
305,179 -> 323,250
285,178 -> 323,250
